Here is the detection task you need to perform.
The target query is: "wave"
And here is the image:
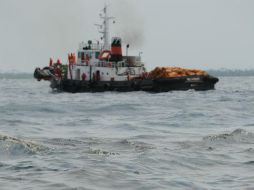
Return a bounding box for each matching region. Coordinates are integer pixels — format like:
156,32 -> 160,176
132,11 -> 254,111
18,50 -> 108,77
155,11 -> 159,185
203,129 -> 254,144
0,104 -> 67,116
0,119 -> 41,126
84,103 -> 142,114
87,148 -> 120,156
244,161 -> 254,165
0,134 -> 46,159
119,139 -> 155,151
174,129 -> 254,153
44,138 -> 85,147
244,148 -> 254,153
42,137 -> 155,157
85,138 -> 155,155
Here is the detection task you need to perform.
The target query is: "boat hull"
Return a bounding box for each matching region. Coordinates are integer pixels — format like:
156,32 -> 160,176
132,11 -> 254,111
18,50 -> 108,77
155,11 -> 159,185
55,75 -> 219,93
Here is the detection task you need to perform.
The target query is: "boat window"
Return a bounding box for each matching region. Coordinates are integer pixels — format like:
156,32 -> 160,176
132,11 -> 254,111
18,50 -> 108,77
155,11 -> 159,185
78,52 -> 81,59
76,69 -> 81,80
95,52 -> 100,58
81,52 -> 85,63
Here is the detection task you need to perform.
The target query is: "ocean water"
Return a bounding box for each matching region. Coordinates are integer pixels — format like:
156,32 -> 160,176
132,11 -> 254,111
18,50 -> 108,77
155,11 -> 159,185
0,75 -> 254,190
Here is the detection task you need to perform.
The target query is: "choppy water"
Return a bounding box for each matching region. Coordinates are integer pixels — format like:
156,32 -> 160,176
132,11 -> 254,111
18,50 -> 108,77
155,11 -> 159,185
0,75 -> 254,190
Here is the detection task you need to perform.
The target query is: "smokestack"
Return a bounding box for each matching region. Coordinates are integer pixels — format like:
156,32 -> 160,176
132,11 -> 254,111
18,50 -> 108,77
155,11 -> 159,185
113,1 -> 144,49
110,37 -> 123,62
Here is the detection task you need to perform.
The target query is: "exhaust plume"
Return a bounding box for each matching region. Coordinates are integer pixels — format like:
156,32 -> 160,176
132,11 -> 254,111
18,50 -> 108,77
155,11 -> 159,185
112,1 -> 145,49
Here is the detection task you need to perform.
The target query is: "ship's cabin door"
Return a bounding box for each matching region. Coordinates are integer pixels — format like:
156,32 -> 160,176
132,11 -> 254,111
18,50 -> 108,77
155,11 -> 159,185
76,69 -> 81,80
96,70 -> 100,81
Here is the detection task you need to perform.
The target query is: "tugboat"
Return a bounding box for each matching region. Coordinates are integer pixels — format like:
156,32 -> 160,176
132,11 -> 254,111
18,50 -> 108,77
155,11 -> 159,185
34,5 -> 219,93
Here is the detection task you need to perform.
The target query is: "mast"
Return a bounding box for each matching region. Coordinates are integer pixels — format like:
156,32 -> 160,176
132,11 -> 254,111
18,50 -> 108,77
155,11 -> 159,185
99,5 -> 114,50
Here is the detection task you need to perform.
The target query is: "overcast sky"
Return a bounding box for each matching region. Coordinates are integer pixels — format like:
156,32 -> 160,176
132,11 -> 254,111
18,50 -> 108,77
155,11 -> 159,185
0,0 -> 253,72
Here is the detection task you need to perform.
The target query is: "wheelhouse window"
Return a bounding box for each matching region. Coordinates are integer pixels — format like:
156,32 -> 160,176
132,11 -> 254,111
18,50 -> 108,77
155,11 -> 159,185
95,51 -> 100,59
78,52 -> 82,59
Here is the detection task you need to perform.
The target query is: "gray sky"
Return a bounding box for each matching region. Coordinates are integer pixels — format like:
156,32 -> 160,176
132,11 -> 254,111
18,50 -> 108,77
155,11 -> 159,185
0,0 -> 253,72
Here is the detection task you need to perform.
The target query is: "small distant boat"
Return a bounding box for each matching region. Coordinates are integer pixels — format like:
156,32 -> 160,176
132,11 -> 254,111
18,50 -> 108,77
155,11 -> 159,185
34,4 -> 219,93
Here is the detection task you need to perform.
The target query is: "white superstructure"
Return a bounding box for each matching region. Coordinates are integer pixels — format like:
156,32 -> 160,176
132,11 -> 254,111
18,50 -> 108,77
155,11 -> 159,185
67,5 -> 146,82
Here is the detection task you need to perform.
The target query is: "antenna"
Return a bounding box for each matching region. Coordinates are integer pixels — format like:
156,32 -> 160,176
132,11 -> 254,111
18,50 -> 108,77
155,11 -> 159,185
98,4 -> 114,50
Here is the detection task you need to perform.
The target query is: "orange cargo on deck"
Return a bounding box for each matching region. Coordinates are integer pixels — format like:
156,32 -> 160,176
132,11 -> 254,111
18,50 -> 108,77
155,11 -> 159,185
148,67 -> 208,79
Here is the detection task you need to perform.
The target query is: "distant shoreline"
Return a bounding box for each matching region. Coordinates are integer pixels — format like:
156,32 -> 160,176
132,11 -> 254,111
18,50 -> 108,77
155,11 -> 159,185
0,73 -> 33,79
207,69 -> 254,77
